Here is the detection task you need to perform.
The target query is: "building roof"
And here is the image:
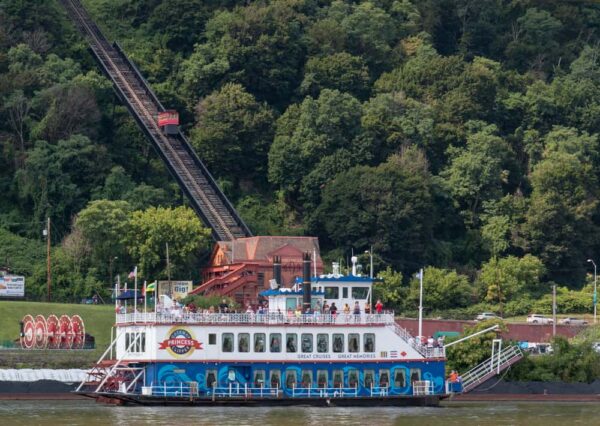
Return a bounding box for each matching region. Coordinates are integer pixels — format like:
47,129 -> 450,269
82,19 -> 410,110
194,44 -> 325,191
214,236 -> 323,265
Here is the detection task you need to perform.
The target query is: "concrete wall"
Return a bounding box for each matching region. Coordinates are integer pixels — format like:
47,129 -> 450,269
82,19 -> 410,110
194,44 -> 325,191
396,318 -> 584,342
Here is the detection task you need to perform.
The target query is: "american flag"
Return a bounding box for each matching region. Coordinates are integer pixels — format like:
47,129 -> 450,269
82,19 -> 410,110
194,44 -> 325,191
390,351 -> 398,358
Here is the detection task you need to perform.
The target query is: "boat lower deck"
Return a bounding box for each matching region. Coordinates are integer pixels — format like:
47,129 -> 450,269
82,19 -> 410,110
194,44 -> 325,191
81,391 -> 445,407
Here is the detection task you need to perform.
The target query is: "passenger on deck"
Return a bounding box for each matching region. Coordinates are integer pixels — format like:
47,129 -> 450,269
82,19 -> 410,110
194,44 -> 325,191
322,301 -> 330,314
343,303 -> 350,314
219,299 -> 229,313
364,302 -> 371,314
375,299 -> 383,314
329,302 -> 338,317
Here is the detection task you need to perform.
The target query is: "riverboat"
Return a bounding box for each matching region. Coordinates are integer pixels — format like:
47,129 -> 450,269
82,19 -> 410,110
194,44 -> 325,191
76,255 -> 449,406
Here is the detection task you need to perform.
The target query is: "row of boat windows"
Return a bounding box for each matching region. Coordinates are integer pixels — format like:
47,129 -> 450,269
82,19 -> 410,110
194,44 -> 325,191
205,368 -> 421,389
323,286 -> 369,300
125,332 -> 146,353
210,332 -> 376,353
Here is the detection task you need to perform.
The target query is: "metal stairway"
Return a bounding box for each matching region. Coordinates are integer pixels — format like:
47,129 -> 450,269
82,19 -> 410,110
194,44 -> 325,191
59,0 -> 252,241
460,345 -> 524,393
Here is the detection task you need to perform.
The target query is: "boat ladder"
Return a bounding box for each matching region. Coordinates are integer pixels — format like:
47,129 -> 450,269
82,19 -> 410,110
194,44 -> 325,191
459,341 -> 523,393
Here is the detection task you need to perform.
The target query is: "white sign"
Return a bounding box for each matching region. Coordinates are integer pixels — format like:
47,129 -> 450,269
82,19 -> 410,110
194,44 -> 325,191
0,275 -> 25,297
158,281 -> 192,301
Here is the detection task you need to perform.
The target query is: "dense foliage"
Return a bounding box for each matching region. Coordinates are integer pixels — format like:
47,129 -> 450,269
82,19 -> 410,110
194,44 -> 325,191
2,0 -> 600,306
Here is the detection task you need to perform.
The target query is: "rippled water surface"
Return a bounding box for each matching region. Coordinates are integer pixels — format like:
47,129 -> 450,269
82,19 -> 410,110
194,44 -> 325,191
1,400 -> 599,425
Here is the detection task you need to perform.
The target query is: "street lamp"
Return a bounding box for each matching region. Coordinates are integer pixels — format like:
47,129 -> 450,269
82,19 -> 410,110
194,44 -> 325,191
587,259 -> 597,324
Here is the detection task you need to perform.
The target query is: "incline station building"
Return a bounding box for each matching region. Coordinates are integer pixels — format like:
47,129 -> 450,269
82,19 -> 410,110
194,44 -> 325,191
191,237 -> 324,305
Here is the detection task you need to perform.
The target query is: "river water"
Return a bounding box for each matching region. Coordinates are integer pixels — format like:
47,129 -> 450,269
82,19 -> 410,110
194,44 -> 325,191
1,400 -> 599,425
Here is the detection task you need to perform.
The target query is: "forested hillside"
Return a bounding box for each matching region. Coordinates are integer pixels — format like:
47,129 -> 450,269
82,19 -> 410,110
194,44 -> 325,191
2,0 -> 600,315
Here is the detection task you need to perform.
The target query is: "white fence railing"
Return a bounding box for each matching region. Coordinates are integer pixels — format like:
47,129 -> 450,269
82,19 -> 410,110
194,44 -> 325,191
116,312 -> 396,326
412,380 -> 434,395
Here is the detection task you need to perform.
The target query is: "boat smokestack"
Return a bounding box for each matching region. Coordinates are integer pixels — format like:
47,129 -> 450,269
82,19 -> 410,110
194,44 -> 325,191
302,252 -> 311,312
273,255 -> 282,287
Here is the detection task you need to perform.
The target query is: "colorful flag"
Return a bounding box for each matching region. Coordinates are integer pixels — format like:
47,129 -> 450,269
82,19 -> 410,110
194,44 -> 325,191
128,267 -> 137,280
146,281 -> 156,293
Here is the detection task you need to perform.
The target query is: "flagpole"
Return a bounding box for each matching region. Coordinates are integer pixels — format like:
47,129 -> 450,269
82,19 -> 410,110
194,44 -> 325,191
133,266 -> 138,323
418,268 -> 424,340
144,280 -> 147,314
114,276 -> 119,321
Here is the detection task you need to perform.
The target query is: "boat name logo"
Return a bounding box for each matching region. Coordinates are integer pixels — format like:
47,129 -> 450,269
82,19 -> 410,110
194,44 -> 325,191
159,327 -> 202,358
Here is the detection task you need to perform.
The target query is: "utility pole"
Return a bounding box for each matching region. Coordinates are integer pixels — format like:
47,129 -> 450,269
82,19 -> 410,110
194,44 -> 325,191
46,217 -> 51,302
552,285 -> 556,337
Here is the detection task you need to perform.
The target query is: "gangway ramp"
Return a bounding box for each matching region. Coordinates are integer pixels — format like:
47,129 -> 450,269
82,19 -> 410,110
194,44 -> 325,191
59,0 -> 252,241
460,344 -> 524,393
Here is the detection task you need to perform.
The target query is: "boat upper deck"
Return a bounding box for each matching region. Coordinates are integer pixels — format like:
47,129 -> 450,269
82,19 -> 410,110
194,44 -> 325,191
115,311 -> 396,326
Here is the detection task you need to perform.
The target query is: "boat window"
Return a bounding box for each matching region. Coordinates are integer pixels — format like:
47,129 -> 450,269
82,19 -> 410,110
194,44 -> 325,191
238,333 -> 250,353
253,370 -> 266,388
317,370 -> 328,388
348,369 -> 359,388
332,333 -> 344,353
352,287 -> 369,299
348,333 -> 359,353
140,332 -> 146,352
222,333 -> 234,352
317,334 -> 328,353
333,370 -> 343,387
301,370 -> 313,387
364,333 -> 375,352
286,333 -> 297,353
410,368 -> 421,384
270,333 -> 282,353
254,333 -> 266,352
125,333 -> 130,352
301,333 -> 313,353
324,287 -> 338,299
394,369 -> 406,388
206,370 -> 217,389
342,287 -> 348,298
364,370 -> 374,389
208,333 -> 216,345
286,297 -> 297,310
379,369 -> 390,387
285,370 -> 297,388
270,370 -> 281,388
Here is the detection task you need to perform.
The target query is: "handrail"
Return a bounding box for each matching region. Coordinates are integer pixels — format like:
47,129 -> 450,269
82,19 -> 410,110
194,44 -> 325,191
460,345 -> 523,391
115,311 -> 396,326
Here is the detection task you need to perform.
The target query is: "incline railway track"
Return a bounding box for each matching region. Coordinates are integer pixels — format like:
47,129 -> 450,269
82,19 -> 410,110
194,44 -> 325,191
59,0 -> 252,241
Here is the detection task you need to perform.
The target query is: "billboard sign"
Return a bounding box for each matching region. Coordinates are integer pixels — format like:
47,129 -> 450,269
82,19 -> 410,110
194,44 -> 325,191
158,281 -> 192,301
0,275 -> 25,297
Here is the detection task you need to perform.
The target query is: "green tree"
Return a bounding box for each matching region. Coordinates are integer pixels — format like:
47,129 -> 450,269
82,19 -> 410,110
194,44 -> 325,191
525,143 -> 598,284
268,89 -> 363,204
300,52 -> 370,99
314,149 -> 434,273
478,255 -> 546,306
126,206 -> 211,278
190,83 -> 275,185
16,135 -> 109,234
441,122 -> 514,225
75,199 -> 133,271
446,320 -> 507,373
408,266 -> 473,311
374,267 -> 406,312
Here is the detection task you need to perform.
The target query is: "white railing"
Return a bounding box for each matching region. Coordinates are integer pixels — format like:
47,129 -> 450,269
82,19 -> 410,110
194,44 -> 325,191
386,322 -> 445,358
116,311 -> 396,326
412,380 -> 434,396
212,383 -> 280,398
292,384 -> 359,398
460,345 -> 523,392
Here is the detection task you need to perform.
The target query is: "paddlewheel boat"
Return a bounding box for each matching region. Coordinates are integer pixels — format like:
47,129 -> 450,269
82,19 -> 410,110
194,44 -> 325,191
76,255 -> 448,406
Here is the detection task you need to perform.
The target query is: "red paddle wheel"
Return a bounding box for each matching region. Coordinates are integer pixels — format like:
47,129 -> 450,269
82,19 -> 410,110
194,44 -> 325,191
59,314 -> 73,349
46,314 -> 60,349
34,315 -> 48,349
20,314 -> 35,349
71,315 -> 86,349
